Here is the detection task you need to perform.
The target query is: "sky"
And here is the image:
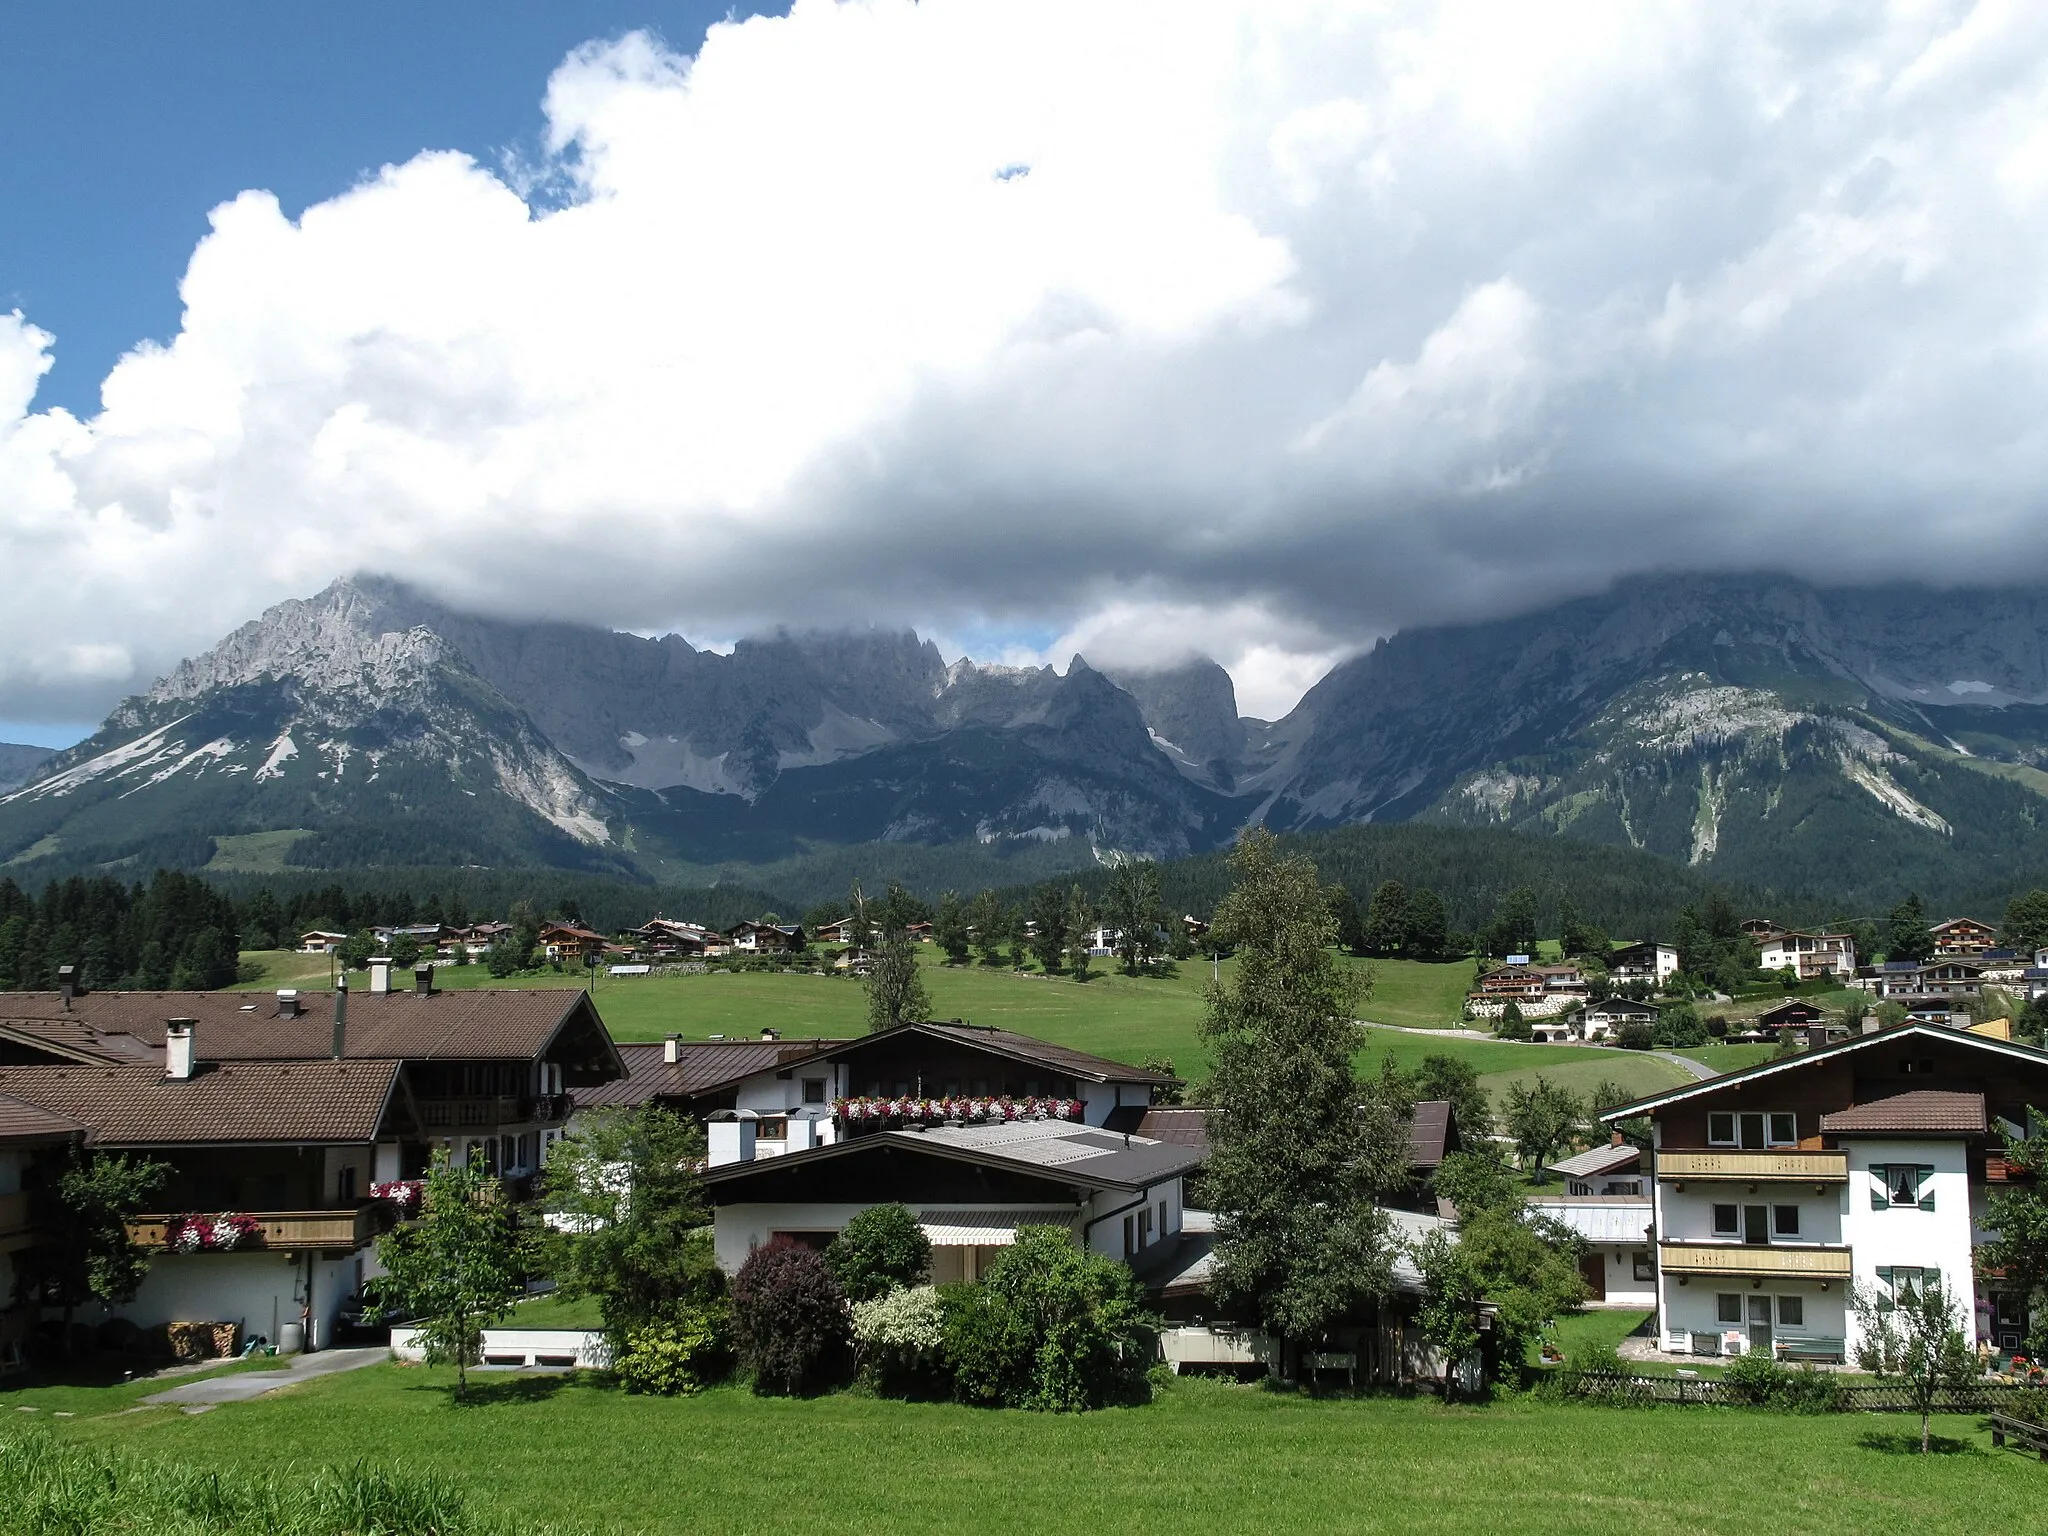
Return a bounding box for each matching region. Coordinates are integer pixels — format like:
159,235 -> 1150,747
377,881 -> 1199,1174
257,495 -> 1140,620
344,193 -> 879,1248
6,1 -> 2048,745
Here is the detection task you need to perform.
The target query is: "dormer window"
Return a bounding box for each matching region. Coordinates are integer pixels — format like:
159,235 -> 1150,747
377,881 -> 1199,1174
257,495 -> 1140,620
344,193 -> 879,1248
1707,1111 -> 1797,1148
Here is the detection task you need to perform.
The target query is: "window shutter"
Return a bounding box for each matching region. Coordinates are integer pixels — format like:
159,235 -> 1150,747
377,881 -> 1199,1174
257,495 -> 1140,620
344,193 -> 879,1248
1919,1166 -> 1936,1212
1871,1167 -> 1889,1209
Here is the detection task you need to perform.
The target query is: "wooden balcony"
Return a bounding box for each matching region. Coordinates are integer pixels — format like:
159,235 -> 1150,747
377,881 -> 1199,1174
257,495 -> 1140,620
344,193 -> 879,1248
126,1204 -> 395,1255
416,1093 -> 569,1129
0,1190 -> 34,1254
1660,1240 -> 1854,1281
1658,1150 -> 1848,1186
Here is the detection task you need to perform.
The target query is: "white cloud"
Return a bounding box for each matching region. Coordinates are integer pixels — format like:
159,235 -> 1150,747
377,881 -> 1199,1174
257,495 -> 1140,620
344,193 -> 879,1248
7,0 -> 2048,724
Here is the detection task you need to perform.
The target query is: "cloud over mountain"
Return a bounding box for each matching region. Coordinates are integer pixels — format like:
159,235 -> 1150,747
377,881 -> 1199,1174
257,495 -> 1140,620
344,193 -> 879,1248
7,0 -> 2048,722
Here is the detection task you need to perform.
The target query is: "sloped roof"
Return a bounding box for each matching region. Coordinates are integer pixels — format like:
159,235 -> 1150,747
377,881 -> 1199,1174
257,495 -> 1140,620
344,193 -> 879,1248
867,1022 -> 1176,1085
1601,1022 -> 2048,1121
0,1060 -> 400,1146
0,989 -> 619,1068
1407,1101 -> 1456,1169
1102,1105 -> 1209,1147
571,1039 -> 838,1109
1547,1142 -> 1642,1179
1819,1090 -> 1988,1136
0,1093 -> 88,1143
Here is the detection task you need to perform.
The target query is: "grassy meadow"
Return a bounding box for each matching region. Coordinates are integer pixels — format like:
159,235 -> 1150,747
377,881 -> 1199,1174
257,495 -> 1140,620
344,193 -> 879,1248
13,1362 -> 2034,1535
234,946 -> 1709,1109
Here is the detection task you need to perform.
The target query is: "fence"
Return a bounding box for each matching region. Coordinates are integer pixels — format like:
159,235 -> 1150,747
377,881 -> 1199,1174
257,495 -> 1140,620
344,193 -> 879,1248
1560,1370 -> 2024,1414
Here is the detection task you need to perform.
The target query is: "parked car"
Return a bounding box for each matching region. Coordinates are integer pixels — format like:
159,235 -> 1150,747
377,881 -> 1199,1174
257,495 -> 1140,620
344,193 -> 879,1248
335,1280 -> 408,1340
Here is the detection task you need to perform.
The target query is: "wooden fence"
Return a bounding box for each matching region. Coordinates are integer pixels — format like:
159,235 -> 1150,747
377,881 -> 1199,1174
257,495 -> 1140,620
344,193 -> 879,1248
1561,1370 -> 2025,1414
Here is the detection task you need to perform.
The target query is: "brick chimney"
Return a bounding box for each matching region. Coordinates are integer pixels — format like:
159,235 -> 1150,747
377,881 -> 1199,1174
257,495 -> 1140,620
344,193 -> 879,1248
165,1018 -> 196,1080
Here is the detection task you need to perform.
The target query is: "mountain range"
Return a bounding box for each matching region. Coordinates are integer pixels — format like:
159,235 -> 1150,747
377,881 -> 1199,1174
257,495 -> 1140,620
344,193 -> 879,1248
7,573 -> 2048,913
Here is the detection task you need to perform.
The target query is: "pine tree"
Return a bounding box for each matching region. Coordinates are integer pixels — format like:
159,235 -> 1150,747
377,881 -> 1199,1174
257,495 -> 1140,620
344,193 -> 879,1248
1200,829 -> 1403,1364
933,890 -> 972,964
1887,893 -> 1935,964
1028,884 -> 1068,973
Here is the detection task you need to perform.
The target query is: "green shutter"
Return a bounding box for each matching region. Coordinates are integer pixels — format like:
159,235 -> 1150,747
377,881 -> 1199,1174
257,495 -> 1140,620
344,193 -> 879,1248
1920,1165 -> 1936,1212
1871,1166 -> 1889,1209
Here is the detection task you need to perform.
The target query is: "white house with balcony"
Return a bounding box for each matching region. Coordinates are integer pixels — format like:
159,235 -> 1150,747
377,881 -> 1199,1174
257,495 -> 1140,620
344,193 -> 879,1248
1605,1023 -> 2046,1363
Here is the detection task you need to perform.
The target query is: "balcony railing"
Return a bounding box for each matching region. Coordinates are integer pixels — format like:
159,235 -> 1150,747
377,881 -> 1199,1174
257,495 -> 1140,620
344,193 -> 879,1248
416,1093 -> 569,1129
0,1190 -> 33,1251
1660,1240 -> 1854,1280
126,1204 -> 396,1255
1658,1151 -> 1848,1185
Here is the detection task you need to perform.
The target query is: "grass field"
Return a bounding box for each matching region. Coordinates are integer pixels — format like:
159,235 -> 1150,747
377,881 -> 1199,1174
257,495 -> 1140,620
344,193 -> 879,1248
234,948 -> 1709,1110
31,1362 -> 2038,1534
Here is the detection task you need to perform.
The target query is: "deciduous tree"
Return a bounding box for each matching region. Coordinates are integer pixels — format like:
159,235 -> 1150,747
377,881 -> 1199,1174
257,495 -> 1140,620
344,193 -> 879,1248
25,1149 -> 167,1355
1502,1076 -> 1584,1183
1853,1275 -> 1974,1454
1362,880 -> 1408,957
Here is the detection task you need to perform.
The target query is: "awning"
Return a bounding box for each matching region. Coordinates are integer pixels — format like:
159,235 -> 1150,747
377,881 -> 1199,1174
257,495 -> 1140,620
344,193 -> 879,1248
918,1209 -> 1078,1246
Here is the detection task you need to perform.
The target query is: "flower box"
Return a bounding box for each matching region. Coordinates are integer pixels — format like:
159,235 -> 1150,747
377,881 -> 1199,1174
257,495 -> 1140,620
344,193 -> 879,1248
830,1095 -> 1084,1127
163,1212 -> 263,1253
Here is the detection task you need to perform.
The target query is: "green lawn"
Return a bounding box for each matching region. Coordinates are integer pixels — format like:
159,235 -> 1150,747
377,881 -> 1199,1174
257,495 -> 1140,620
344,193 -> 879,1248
0,1356 -> 270,1419
1356,958 -> 1481,1029
46,1362 -> 2040,1534
504,1292 -> 607,1330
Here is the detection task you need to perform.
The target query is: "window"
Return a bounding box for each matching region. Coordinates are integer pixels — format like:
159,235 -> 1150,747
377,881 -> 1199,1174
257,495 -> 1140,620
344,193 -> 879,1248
1633,1251 -> 1655,1282
1137,1207 -> 1154,1248
1878,1266 -> 1937,1306
1717,1294 -> 1743,1324
1707,1111 -> 1796,1148
1570,1180 -> 1594,1196
1713,1204 -> 1739,1236
1772,1204 -> 1800,1237
1122,1214 -> 1136,1256
1743,1205 -> 1769,1246
1872,1164 -> 1935,1211
1777,1296 -> 1804,1327
1158,1198 -> 1169,1237
337,1166 -> 358,1204
756,1117 -> 788,1141
801,1078 -> 828,1105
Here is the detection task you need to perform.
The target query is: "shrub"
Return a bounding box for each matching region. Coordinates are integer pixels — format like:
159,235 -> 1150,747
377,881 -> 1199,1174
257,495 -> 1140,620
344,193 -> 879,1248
1723,1347 -> 1787,1405
1774,1363 -> 1848,1414
729,1239 -> 850,1396
1705,1014 -> 1729,1038
613,1303 -> 730,1396
826,1204 -> 932,1304
1616,1021 -> 1654,1051
941,1226 -> 1155,1411
850,1284 -> 948,1397
1495,1002 -> 1531,1041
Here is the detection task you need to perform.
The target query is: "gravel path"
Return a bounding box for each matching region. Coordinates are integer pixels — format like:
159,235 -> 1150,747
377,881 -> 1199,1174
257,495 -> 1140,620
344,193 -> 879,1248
140,1346 -> 387,1410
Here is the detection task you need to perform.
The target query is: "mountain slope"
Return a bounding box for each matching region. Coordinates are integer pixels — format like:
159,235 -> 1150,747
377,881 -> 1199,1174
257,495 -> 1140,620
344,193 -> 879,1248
0,745 -> 54,794
1253,576 -> 2048,908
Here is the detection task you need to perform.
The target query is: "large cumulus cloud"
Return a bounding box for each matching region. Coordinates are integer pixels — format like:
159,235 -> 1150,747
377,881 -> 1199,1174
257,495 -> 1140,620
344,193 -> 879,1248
6,0 -> 2048,723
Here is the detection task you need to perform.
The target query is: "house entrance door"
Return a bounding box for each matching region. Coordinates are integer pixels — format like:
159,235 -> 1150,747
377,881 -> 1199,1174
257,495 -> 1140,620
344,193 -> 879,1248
1746,1296 -> 1773,1356
1578,1253 -> 1606,1302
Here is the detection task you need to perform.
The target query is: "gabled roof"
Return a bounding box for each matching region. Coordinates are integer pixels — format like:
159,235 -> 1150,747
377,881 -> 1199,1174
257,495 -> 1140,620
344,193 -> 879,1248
1754,999 -> 1826,1025
701,1118 -> 1204,1195
838,1022 -> 1176,1086
1600,1022 -> 2048,1122
570,1039 -> 839,1110
0,990 -> 622,1072
0,1060 -> 400,1146
1819,1090 -> 1988,1136
1586,997 -> 1660,1017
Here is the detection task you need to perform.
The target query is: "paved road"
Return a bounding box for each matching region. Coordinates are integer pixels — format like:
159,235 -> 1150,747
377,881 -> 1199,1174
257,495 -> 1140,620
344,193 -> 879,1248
141,1346 -> 387,1409
1358,1020 -> 1718,1081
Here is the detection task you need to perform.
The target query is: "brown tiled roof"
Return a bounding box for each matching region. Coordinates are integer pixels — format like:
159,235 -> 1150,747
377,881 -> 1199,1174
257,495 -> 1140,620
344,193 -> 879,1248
0,1017 -> 162,1066
0,1092 -> 88,1143
0,990 -> 615,1066
1101,1105 -> 1210,1147
571,1040 -> 840,1110
1819,1090 -> 1988,1136
881,1023 -> 1176,1084
1406,1100 -> 1457,1169
0,1060 -> 400,1146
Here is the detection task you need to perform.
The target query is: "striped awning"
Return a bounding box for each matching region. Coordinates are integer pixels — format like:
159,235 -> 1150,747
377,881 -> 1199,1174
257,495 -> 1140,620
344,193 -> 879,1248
918,1209 -> 1078,1246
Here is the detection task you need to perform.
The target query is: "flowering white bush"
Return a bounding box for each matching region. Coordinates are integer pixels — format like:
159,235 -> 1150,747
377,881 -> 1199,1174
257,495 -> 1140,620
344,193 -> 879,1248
851,1284 -> 947,1394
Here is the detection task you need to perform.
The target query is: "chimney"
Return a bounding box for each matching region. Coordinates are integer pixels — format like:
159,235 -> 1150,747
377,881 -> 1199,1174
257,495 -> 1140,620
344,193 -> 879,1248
57,964 -> 76,1010
1611,1130 -> 1623,1147
414,964 -> 434,995
368,958 -> 392,994
1804,1024 -> 1830,1052
1861,1012 -> 1881,1035
707,1116 -> 756,1166
663,1034 -> 681,1064
165,1018 -> 196,1080
760,1027 -> 779,1041
332,977 -> 349,1060
277,989 -> 300,1018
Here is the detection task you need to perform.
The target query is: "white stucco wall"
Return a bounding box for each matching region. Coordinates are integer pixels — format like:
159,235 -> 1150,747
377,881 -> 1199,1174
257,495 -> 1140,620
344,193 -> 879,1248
81,1247 -> 369,1351
1840,1138 -> 1977,1351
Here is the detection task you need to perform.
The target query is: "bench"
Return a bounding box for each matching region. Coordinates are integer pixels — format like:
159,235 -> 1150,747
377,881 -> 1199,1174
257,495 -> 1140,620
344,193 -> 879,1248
1990,1414 -> 2048,1462
1776,1336 -> 1846,1363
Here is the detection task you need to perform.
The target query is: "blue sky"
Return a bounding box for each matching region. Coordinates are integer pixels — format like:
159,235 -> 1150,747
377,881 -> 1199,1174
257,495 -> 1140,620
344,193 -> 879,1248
0,1 -> 777,745
1,2 -> 778,420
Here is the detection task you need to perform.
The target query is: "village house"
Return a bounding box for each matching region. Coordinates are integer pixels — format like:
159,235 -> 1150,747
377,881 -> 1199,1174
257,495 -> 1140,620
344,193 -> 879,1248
1530,1141 -> 1655,1308
296,931 -> 348,954
725,921 -> 806,954
1579,996 -> 1660,1042
0,976 -> 622,1352
1752,999 -> 1829,1033
623,918 -> 718,958
1931,917 -> 1998,957
1606,942 -> 1679,988
537,924 -> 608,966
1605,1021 -> 2048,1362
1756,929 -> 1857,981
1467,962 -> 1585,1019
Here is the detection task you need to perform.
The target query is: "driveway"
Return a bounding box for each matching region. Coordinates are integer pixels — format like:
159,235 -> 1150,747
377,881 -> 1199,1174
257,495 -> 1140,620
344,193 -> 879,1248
140,1346 -> 387,1409
1358,1020 -> 1719,1081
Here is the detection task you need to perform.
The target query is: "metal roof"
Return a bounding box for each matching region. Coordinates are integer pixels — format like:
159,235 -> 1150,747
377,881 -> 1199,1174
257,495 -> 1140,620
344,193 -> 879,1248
917,1209 -> 1078,1245
1546,1142 -> 1642,1179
